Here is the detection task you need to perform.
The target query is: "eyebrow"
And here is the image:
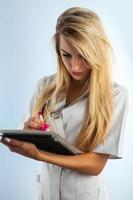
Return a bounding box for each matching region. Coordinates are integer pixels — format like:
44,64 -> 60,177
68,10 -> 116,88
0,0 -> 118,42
60,49 -> 71,55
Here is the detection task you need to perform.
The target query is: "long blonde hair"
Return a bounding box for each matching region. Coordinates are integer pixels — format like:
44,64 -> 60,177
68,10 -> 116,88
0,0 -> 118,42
33,7 -> 114,152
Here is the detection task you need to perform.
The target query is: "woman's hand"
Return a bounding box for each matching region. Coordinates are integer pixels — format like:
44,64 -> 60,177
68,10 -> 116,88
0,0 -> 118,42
0,113 -> 51,160
1,137 -> 41,160
24,113 -> 50,131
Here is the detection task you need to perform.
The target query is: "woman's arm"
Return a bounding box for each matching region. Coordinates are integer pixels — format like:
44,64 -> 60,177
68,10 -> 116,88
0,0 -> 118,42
1,114 -> 109,176
1,138 -> 109,175
39,150 -> 109,175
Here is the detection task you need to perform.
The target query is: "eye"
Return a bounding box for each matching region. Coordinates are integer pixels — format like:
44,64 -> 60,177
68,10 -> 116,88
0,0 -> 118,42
62,54 -> 72,58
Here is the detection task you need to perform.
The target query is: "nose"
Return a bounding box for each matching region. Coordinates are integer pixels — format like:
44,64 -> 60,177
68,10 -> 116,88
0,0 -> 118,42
71,56 -> 83,71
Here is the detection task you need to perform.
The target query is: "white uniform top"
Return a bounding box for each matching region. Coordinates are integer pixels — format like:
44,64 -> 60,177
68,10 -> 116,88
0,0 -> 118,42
21,74 -> 128,200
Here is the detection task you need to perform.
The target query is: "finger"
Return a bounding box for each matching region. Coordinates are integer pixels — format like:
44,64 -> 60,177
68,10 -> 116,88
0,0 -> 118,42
25,115 -> 44,128
1,140 -> 21,152
29,120 -> 41,129
8,143 -> 39,160
8,146 -> 28,157
24,120 -> 33,129
26,118 -> 33,127
3,137 -> 24,148
24,121 -> 29,129
24,116 -> 36,127
9,145 -> 20,152
25,120 -> 38,129
34,114 -> 44,124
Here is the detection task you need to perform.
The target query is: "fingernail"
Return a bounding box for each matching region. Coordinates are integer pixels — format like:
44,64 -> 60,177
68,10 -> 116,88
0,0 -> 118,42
0,136 -> 3,141
4,137 -> 11,143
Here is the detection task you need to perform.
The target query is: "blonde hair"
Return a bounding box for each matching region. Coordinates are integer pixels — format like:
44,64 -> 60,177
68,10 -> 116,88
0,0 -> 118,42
33,7 -> 114,152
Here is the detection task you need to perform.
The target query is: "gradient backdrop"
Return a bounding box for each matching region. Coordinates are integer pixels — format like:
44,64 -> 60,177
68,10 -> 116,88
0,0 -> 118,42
0,1 -> 133,200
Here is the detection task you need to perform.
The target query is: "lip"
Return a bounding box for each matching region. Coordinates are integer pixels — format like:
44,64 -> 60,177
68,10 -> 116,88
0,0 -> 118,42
72,72 -> 84,76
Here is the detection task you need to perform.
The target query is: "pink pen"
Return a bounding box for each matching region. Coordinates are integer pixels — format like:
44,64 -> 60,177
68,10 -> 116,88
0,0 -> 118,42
38,112 -> 44,122
38,112 -> 50,131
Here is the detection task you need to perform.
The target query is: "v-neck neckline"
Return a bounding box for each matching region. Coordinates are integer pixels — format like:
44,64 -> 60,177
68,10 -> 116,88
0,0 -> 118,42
53,90 -> 88,114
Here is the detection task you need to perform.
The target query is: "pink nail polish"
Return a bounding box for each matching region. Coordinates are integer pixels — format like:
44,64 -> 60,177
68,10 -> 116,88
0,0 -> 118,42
39,123 -> 50,131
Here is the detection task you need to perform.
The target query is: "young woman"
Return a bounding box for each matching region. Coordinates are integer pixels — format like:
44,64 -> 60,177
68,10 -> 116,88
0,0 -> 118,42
2,7 -> 128,200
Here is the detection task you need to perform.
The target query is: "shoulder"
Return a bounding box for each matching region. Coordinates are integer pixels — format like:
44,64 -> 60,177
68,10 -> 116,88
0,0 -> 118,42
113,82 -> 129,111
36,73 -> 56,92
31,73 -> 56,98
113,82 -> 128,102
37,73 -> 56,88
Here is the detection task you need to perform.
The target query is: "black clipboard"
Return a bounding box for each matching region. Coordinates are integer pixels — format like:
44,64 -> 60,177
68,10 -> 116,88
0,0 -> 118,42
0,129 -> 83,155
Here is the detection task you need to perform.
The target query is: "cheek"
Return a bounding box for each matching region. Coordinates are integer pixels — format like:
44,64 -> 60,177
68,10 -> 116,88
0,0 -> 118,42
85,67 -> 91,73
84,62 -> 91,72
61,57 -> 71,70
84,68 -> 92,77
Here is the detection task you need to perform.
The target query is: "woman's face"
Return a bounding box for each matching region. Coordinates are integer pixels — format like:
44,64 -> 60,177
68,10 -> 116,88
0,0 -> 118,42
59,35 -> 91,81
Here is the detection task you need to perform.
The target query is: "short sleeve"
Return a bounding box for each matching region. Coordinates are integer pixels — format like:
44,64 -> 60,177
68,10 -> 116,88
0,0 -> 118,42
92,83 -> 129,159
18,74 -> 55,129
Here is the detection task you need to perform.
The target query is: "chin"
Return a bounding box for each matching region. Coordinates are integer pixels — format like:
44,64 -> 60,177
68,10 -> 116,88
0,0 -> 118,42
73,77 -> 83,81
71,75 -> 85,81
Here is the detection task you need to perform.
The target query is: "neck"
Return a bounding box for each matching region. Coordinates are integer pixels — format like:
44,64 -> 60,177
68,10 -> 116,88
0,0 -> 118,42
71,79 -> 85,88
70,76 -> 90,90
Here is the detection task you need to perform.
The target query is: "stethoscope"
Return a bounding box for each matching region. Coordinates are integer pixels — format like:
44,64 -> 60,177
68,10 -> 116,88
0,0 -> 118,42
40,91 -> 88,120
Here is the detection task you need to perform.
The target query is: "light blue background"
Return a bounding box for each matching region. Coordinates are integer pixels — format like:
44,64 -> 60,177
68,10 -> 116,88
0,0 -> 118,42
0,0 -> 133,200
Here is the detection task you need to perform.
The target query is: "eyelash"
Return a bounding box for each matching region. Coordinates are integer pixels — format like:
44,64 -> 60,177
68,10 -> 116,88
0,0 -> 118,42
62,54 -> 85,63
62,54 -> 71,57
